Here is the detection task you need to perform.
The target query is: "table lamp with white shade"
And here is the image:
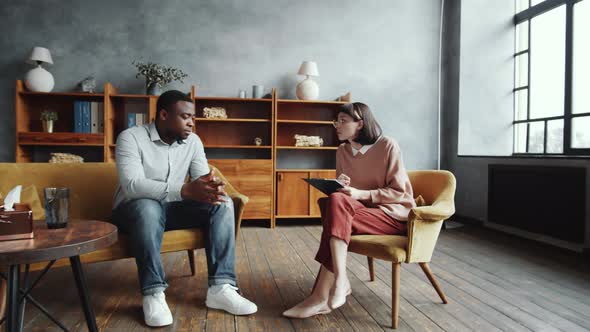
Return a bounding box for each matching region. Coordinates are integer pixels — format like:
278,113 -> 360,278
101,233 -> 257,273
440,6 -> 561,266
24,47 -> 54,92
296,61 -> 319,100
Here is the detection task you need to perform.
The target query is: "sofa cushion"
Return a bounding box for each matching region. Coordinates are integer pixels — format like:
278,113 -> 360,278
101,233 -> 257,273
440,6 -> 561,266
348,235 -> 408,263
0,163 -> 118,221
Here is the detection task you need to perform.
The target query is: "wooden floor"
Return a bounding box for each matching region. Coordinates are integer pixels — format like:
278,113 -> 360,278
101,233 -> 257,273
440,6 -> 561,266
12,222 -> 590,331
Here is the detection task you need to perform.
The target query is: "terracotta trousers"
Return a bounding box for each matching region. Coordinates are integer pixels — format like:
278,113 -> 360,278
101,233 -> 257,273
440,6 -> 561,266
314,192 -> 407,272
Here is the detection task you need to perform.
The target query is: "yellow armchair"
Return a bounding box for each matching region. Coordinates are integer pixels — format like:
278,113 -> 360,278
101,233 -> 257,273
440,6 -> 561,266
348,170 -> 456,329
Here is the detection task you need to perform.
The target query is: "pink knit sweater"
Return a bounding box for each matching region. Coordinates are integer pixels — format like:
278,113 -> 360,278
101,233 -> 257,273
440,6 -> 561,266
336,136 -> 416,221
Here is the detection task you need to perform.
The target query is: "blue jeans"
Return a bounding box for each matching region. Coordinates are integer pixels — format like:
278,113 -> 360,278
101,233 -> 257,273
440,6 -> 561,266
112,198 -> 236,295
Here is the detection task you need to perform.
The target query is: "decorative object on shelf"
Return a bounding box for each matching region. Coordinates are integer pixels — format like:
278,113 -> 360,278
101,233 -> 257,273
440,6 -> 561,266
252,85 -> 264,99
24,46 -> 54,92
78,76 -> 96,93
238,90 -> 247,98
294,134 -> 323,147
336,91 -> 352,102
40,110 -> 58,133
49,153 -> 84,164
132,60 -> 188,96
254,137 -> 262,146
296,61 -> 319,100
203,107 -> 228,119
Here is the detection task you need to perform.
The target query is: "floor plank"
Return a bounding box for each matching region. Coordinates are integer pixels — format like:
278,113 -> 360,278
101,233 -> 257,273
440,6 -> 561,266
5,223 -> 589,331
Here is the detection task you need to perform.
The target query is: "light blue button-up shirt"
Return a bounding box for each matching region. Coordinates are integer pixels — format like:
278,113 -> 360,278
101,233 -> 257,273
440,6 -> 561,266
113,122 -> 210,209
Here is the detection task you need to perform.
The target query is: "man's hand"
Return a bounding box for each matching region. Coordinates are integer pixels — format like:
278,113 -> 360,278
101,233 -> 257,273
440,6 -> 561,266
338,186 -> 370,201
181,169 -> 228,204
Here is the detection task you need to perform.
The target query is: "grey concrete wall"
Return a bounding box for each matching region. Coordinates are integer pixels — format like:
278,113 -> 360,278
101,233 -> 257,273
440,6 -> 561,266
442,0 -> 590,251
0,0 -> 442,170
457,0 -> 514,156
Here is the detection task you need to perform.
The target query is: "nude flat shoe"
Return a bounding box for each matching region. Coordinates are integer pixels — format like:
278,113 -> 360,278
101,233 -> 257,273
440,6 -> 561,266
282,304 -> 332,318
328,286 -> 352,310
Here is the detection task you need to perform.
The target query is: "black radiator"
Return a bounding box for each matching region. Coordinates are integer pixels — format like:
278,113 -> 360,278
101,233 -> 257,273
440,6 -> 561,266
488,165 -> 586,244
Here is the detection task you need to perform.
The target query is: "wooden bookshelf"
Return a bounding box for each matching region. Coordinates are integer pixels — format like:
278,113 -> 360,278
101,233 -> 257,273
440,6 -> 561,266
273,98 -> 348,223
194,89 -> 276,222
15,79 -> 350,227
15,80 -> 108,162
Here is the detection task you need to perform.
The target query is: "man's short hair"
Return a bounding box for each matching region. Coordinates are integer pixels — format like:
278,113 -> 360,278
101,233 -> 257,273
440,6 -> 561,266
156,90 -> 193,118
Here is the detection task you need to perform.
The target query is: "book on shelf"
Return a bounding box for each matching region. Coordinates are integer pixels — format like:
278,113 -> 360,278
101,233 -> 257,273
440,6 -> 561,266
73,101 -> 103,134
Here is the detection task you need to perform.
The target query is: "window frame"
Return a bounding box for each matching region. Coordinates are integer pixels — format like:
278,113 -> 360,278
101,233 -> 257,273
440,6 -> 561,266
513,0 -> 590,156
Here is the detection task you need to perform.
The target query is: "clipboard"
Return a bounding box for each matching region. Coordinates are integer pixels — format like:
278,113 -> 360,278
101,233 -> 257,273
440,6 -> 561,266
303,178 -> 345,196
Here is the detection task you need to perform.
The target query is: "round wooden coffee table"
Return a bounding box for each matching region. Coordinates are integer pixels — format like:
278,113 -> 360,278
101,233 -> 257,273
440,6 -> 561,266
0,220 -> 117,332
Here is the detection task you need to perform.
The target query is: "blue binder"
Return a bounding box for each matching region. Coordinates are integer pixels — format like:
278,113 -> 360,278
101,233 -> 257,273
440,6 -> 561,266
73,101 -> 82,133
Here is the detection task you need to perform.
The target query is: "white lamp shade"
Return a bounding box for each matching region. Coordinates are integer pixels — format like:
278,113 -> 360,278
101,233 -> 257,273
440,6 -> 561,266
297,61 -> 319,77
26,47 -> 53,65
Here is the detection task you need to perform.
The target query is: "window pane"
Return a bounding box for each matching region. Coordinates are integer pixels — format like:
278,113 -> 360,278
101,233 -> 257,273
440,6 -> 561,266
530,6 -> 565,119
529,121 -> 544,153
515,54 -> 528,87
572,116 -> 590,148
531,0 -> 544,6
516,0 -> 529,13
573,0 -> 590,115
546,119 -> 563,153
515,89 -> 528,120
515,21 -> 529,53
514,123 -> 527,153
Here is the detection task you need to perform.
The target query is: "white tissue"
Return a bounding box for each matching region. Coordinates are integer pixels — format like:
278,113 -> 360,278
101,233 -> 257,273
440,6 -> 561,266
2,185 -> 22,211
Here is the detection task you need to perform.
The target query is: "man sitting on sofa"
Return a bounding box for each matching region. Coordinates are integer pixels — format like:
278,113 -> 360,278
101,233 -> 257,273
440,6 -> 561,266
112,90 -> 257,327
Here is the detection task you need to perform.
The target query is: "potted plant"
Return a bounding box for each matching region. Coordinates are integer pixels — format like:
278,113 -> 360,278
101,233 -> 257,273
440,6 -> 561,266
40,110 -> 58,133
132,61 -> 189,95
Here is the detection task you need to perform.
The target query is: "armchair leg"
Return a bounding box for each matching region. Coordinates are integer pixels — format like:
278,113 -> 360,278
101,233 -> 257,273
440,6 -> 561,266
187,250 -> 196,276
419,262 -> 448,304
392,262 -> 400,329
367,257 -> 375,281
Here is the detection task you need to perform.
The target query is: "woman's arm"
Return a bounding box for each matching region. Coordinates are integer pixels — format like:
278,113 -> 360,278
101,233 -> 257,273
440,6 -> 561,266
367,142 -> 413,205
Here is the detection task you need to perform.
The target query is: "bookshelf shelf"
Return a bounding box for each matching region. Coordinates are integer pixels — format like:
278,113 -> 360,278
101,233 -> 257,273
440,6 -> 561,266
110,94 -> 157,99
195,118 -> 271,123
277,120 -> 334,125
277,99 -> 347,105
18,132 -> 104,146
204,144 -> 272,149
276,146 -> 338,150
196,96 -> 272,103
19,91 -> 104,98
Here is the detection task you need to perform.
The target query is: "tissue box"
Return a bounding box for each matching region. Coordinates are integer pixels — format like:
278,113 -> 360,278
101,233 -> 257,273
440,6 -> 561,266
0,203 -> 34,241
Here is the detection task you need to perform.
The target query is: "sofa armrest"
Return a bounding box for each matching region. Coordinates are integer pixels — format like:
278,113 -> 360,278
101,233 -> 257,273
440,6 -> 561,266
209,164 -> 249,239
408,200 -> 455,223
229,192 -> 249,240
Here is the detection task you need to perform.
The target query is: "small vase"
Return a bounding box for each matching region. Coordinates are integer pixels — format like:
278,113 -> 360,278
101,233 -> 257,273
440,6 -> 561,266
147,83 -> 162,96
42,120 -> 54,133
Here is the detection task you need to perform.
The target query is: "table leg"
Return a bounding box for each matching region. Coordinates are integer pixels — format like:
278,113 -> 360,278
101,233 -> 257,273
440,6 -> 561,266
18,264 -> 30,332
69,256 -> 98,332
6,264 -> 20,332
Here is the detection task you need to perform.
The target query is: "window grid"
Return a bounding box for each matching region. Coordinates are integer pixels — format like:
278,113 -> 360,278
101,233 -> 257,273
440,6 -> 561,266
513,0 -> 589,155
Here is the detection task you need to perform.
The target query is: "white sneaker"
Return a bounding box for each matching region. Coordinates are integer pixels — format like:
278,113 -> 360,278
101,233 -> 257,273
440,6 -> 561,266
142,292 -> 173,327
206,284 -> 258,315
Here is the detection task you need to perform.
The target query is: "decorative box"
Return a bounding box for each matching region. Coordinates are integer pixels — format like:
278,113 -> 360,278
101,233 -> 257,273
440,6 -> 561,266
0,203 -> 34,241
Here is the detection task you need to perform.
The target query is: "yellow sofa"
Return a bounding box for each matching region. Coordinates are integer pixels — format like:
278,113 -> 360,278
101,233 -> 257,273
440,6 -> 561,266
0,162 -> 249,271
